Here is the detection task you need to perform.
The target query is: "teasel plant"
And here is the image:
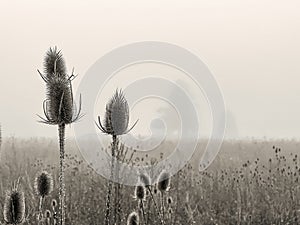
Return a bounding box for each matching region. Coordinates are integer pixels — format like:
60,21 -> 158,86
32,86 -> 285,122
96,89 -> 138,225
134,184 -> 147,225
127,211 -> 139,225
51,199 -> 58,225
3,180 -> 26,225
157,170 -> 171,222
45,210 -> 51,225
37,47 -> 82,225
139,173 -> 164,225
34,171 -> 53,223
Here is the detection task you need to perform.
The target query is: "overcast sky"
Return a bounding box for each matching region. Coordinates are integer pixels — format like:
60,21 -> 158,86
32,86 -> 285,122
0,0 -> 299,139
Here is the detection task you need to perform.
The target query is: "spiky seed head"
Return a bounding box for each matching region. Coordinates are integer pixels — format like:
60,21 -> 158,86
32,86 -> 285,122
134,185 -> 146,201
105,89 -> 129,135
127,212 -> 139,225
34,171 -> 53,198
139,173 -> 151,187
97,89 -> 137,136
52,199 -> 57,208
45,210 -> 51,218
44,47 -> 67,79
157,171 -> 171,192
46,77 -> 74,124
39,47 -> 82,125
3,189 -> 25,224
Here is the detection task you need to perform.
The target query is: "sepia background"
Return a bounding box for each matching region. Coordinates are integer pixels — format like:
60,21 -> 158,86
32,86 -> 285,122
0,0 -> 299,139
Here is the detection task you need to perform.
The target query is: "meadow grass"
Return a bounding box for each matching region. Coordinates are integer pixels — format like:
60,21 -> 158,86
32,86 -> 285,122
0,138 -> 299,224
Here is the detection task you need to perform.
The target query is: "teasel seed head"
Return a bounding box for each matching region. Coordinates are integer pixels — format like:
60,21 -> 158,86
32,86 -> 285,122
52,199 -> 57,208
45,210 -> 51,218
157,171 -> 171,192
38,47 -> 82,125
96,89 -> 138,136
167,196 -> 173,205
134,184 -> 146,201
43,47 -> 67,79
3,189 -> 25,224
34,171 -> 53,198
127,211 -> 139,225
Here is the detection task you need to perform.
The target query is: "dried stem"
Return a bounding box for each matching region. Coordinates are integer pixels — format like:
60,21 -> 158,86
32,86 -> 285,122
58,123 -> 66,225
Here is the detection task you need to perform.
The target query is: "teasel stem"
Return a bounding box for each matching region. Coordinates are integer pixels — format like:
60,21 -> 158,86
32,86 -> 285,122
114,155 -> 121,224
58,123 -> 66,225
38,196 -> 44,222
161,192 -> 165,222
140,199 -> 147,225
105,135 -> 117,225
146,186 -> 165,225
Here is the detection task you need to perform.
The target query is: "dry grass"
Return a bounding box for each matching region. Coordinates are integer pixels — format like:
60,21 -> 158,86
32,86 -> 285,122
0,137 -> 299,225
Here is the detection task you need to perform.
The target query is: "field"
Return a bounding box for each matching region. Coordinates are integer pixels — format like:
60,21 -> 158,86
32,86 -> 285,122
0,137 -> 299,225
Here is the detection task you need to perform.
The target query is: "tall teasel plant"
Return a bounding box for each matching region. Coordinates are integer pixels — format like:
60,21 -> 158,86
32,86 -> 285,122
96,89 -> 138,225
38,47 -> 82,225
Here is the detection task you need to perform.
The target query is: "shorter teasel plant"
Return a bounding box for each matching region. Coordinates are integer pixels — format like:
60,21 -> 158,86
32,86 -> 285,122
157,170 -> 171,222
34,171 -> 53,223
96,89 -> 138,225
127,211 -> 139,225
134,184 -> 147,225
3,181 -> 26,225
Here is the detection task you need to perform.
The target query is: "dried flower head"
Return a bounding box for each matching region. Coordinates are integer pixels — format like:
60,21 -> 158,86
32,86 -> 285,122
134,185 -> 146,201
3,189 -> 25,224
45,210 -> 51,218
52,199 -> 57,208
38,47 -> 82,125
167,196 -> 173,205
34,171 -> 53,198
96,89 -> 137,136
127,211 -> 139,225
43,47 -> 67,79
157,171 -> 171,192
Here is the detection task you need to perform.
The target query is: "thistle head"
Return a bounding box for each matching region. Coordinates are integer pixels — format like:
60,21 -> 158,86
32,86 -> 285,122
157,170 -> 171,192
127,211 -> 139,225
34,171 -> 53,198
3,189 -> 25,224
134,184 -> 146,201
96,89 -> 137,136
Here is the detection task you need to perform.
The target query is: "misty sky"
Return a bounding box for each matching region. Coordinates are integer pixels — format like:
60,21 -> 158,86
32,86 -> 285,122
0,0 -> 299,139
